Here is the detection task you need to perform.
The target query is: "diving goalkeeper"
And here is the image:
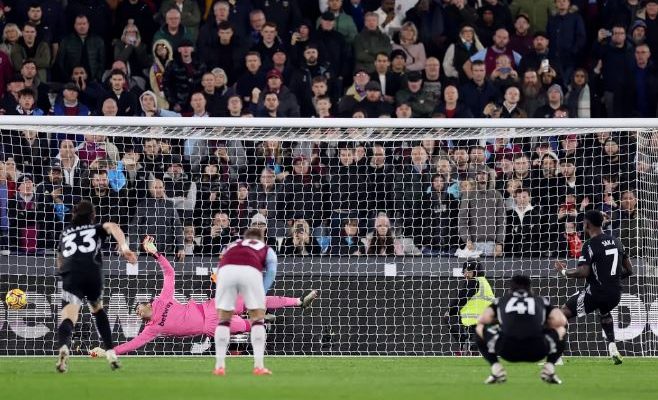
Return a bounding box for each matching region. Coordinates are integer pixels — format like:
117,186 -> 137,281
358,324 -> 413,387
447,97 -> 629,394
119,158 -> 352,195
90,236 -> 317,356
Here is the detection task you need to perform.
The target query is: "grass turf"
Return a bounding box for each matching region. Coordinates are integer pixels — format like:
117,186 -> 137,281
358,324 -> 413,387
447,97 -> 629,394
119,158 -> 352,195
1,357 -> 657,400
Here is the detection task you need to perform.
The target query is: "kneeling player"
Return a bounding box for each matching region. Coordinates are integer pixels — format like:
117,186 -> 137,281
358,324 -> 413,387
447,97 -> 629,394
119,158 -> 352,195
555,210 -> 633,365
475,275 -> 567,384
90,236 -> 316,356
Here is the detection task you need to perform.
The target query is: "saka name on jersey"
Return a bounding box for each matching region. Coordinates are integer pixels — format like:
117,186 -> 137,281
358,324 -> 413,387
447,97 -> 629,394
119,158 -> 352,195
579,233 -> 627,297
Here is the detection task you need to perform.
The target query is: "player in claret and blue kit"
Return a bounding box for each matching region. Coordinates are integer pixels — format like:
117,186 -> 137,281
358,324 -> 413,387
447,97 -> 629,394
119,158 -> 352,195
213,228 -> 278,376
89,236 -> 316,357
475,275 -> 568,385
555,209 -> 633,365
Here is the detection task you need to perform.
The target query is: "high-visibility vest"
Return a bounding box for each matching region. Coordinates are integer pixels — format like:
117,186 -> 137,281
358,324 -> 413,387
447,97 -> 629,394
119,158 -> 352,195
459,276 -> 495,326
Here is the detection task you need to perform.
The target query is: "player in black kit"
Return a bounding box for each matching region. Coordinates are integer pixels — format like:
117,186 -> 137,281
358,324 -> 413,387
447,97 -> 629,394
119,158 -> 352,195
475,275 -> 567,385
555,210 -> 633,365
55,200 -> 136,373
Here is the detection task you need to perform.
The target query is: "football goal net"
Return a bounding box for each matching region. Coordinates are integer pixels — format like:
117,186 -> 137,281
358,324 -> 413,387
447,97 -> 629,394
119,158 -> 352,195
0,116 -> 656,356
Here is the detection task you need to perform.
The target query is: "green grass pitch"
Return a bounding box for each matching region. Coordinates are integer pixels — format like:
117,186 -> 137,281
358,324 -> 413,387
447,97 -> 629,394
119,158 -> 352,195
1,357 -> 657,400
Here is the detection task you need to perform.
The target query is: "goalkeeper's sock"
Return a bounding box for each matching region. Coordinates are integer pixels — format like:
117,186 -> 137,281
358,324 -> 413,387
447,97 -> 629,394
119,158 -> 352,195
475,332 -> 498,365
214,321 -> 231,370
251,320 -> 266,369
57,318 -> 74,349
93,309 -> 115,350
600,312 -> 616,343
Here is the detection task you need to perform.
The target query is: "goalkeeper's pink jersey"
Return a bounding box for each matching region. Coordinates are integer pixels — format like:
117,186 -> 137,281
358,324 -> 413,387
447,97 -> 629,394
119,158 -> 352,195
114,254 -> 217,355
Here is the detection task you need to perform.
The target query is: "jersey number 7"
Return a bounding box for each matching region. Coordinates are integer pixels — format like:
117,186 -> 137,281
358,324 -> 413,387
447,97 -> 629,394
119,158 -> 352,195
605,248 -> 619,275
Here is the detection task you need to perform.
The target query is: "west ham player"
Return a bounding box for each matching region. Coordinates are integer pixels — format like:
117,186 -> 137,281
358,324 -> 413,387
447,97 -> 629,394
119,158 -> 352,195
555,210 -> 633,364
55,200 -> 137,373
214,228 -> 278,376
475,275 -> 567,384
89,236 -> 316,357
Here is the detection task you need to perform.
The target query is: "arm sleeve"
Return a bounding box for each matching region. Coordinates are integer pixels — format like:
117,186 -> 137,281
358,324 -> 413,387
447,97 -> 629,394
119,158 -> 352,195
469,49 -> 486,62
157,254 -> 175,299
578,241 -> 592,266
442,45 -> 458,78
114,325 -> 159,355
262,247 -> 278,293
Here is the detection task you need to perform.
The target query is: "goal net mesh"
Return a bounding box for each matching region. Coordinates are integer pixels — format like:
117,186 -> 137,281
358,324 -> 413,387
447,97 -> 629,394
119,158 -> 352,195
0,120 -> 657,357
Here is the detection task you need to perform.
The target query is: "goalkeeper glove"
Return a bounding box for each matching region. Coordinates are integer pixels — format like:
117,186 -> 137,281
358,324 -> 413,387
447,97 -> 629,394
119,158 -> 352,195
89,347 -> 106,358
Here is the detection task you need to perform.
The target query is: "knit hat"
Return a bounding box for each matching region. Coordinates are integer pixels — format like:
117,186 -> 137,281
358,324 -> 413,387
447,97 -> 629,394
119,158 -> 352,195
547,84 -> 563,98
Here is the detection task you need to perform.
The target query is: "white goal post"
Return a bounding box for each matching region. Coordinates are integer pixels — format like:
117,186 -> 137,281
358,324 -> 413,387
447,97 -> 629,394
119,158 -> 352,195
0,116 -> 657,357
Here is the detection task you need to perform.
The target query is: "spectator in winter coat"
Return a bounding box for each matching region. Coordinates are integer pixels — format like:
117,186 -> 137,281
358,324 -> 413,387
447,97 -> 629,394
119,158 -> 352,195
148,39 -> 174,110
546,0 -> 586,83
57,15 -> 105,82
593,23 -> 636,117
459,60 -> 499,117
153,7 -> 194,50
163,39 -> 207,114
458,168 -> 506,257
131,178 -> 185,260
354,12 -> 392,73
443,23 -> 484,84
159,0 -> 201,41
504,188 -> 541,257
391,21 -> 427,72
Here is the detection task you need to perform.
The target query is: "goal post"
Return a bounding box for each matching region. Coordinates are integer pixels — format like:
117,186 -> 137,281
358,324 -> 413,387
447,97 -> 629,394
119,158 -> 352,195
0,116 -> 657,356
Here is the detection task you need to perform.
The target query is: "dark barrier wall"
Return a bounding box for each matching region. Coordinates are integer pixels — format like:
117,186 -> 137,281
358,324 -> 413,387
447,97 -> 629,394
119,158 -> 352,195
1,260 -> 657,356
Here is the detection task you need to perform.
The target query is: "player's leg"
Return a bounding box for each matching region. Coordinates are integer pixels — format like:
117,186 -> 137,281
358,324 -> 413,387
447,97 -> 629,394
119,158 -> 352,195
56,301 -> 81,373
264,289 -> 319,310
599,295 -> 623,364
56,282 -> 85,373
541,308 -> 568,384
214,309 -> 234,375
247,308 -> 270,375
474,324 -> 506,384
243,267 -> 270,375
213,266 -> 239,375
89,298 -> 120,370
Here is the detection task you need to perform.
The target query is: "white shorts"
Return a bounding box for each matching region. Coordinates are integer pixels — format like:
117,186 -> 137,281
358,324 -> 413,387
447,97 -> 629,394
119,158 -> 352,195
215,265 -> 265,311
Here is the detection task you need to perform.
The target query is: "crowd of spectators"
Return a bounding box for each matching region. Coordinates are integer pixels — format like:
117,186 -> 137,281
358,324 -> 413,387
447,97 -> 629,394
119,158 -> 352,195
0,0 -> 655,259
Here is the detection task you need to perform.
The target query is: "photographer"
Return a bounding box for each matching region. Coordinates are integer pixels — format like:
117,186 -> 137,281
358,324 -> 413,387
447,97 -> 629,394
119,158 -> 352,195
280,219 -> 321,256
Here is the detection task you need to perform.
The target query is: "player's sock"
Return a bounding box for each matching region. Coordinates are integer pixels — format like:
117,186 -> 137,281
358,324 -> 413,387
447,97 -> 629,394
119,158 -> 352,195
265,296 -> 301,309
214,321 -> 231,370
475,333 -> 498,365
547,337 -> 565,365
600,312 -> 616,343
229,316 -> 250,334
250,320 -> 266,369
57,318 -> 74,349
92,309 -> 115,350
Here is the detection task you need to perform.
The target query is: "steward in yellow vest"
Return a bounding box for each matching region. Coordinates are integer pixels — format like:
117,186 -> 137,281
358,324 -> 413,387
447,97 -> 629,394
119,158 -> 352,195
443,259 -> 495,352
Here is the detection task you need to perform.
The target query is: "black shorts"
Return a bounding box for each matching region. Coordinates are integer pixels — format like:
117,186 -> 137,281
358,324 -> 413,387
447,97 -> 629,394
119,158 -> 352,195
60,272 -> 104,307
482,325 -> 560,363
565,290 -> 621,318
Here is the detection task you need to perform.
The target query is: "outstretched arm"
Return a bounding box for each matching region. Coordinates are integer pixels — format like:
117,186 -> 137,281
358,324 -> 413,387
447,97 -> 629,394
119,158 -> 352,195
263,247 -> 278,293
103,222 -> 137,263
144,236 -> 175,299
555,260 -> 592,279
113,326 -> 160,355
